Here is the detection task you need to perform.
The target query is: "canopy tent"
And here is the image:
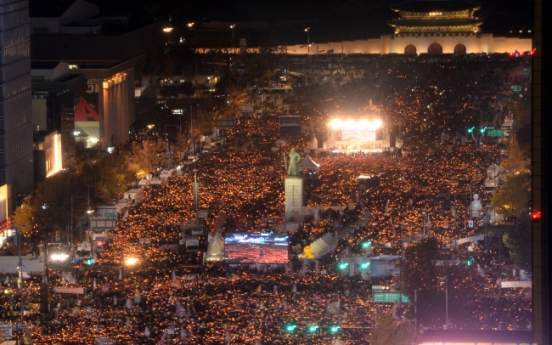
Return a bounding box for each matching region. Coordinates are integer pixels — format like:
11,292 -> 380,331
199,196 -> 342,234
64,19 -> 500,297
206,232 -> 225,261
297,155 -> 320,172
306,232 -> 337,259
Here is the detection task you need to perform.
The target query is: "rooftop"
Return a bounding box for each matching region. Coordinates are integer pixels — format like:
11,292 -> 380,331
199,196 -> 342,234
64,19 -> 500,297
390,0 -> 481,13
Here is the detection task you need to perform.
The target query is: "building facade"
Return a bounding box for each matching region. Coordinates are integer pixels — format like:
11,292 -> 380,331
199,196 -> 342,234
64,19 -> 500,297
29,0 -> 163,150
284,0 -> 531,56
0,0 -> 34,212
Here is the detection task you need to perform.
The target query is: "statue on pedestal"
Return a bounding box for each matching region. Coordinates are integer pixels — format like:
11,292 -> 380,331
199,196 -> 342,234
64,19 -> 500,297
284,148 -> 301,176
470,194 -> 483,219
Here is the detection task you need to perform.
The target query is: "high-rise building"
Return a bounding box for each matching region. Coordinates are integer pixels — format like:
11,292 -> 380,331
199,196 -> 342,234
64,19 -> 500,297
0,0 -> 34,212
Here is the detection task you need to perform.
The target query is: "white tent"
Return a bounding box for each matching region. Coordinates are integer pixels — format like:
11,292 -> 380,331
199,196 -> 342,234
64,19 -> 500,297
206,232 -> 225,261
306,233 -> 337,259
297,155 -> 320,172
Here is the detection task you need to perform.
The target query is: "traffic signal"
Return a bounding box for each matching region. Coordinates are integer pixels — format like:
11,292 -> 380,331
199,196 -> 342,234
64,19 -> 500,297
361,241 -> 372,249
360,262 -> 370,269
285,323 -> 297,333
480,127 -> 487,134
329,325 -> 341,334
467,127 -> 475,134
338,262 -> 349,270
86,258 -> 95,265
467,258 -> 475,266
307,325 -> 319,333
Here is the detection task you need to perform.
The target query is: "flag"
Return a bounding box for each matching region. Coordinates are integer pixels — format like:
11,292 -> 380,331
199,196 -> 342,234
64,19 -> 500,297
326,300 -> 341,314
93,278 -> 97,290
126,298 -> 133,309
225,325 -> 231,343
172,269 -> 176,281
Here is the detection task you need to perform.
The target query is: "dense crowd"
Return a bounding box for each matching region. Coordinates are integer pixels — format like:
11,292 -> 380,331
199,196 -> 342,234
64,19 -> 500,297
0,56 -> 533,344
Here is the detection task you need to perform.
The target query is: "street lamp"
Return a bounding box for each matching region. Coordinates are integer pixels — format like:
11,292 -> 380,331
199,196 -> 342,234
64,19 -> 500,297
70,190 -> 92,245
440,276 -> 449,329
125,257 -> 139,266
422,209 -> 428,235
190,105 -> 195,154
230,24 -> 236,47
305,27 -> 310,55
50,253 -> 69,262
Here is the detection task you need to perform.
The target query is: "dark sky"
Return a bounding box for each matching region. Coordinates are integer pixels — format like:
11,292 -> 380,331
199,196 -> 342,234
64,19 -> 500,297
93,0 -> 533,38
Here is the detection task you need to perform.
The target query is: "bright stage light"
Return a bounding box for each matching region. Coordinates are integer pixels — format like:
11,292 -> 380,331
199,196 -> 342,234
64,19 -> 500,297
330,119 -> 382,130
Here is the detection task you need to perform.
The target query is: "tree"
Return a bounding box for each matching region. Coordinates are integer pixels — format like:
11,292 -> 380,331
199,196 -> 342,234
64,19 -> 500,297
369,314 -> 416,345
175,131 -> 190,158
33,171 -> 90,241
97,153 -> 129,199
11,196 -> 34,235
491,173 -> 530,217
503,212 -> 532,273
130,139 -> 168,178
502,139 -> 528,175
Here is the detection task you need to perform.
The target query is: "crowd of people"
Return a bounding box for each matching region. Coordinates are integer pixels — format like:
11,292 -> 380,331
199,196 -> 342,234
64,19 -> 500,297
0,55 -> 533,344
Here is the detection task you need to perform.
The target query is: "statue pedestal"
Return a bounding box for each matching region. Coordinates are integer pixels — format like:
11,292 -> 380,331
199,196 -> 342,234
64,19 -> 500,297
285,176 -> 303,223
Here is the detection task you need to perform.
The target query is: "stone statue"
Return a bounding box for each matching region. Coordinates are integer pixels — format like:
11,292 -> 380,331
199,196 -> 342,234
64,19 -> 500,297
470,194 -> 483,218
284,148 -> 302,176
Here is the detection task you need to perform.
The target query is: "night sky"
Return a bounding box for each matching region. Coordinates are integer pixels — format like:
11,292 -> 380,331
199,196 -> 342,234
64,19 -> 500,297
91,0 -> 533,38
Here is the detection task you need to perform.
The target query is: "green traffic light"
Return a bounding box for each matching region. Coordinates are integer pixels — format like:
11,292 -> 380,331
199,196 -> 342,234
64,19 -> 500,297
467,258 -> 474,266
329,325 -> 341,334
307,325 -> 319,333
467,127 -> 474,133
360,262 -> 370,269
480,127 -> 487,134
285,324 -> 297,333
338,262 -> 349,270
361,241 -> 372,248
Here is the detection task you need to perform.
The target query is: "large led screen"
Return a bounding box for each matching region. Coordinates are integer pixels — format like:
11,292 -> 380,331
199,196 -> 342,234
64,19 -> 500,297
224,233 -> 289,264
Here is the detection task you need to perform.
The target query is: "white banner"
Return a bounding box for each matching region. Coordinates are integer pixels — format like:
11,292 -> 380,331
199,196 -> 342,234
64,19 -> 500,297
335,140 -> 382,152
501,281 -> 532,288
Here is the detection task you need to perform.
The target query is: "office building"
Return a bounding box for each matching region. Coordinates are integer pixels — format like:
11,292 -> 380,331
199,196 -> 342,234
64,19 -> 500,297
0,0 -> 34,212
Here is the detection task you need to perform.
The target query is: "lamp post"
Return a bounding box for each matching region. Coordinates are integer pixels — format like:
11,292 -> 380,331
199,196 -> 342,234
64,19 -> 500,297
422,210 -> 427,235
15,226 -> 24,330
190,105 -> 195,154
230,24 -> 235,48
70,190 -> 92,245
305,27 -> 310,55
441,276 -> 449,329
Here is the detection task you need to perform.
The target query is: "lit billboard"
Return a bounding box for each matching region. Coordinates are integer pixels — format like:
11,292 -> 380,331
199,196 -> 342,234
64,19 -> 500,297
224,233 -> 289,264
